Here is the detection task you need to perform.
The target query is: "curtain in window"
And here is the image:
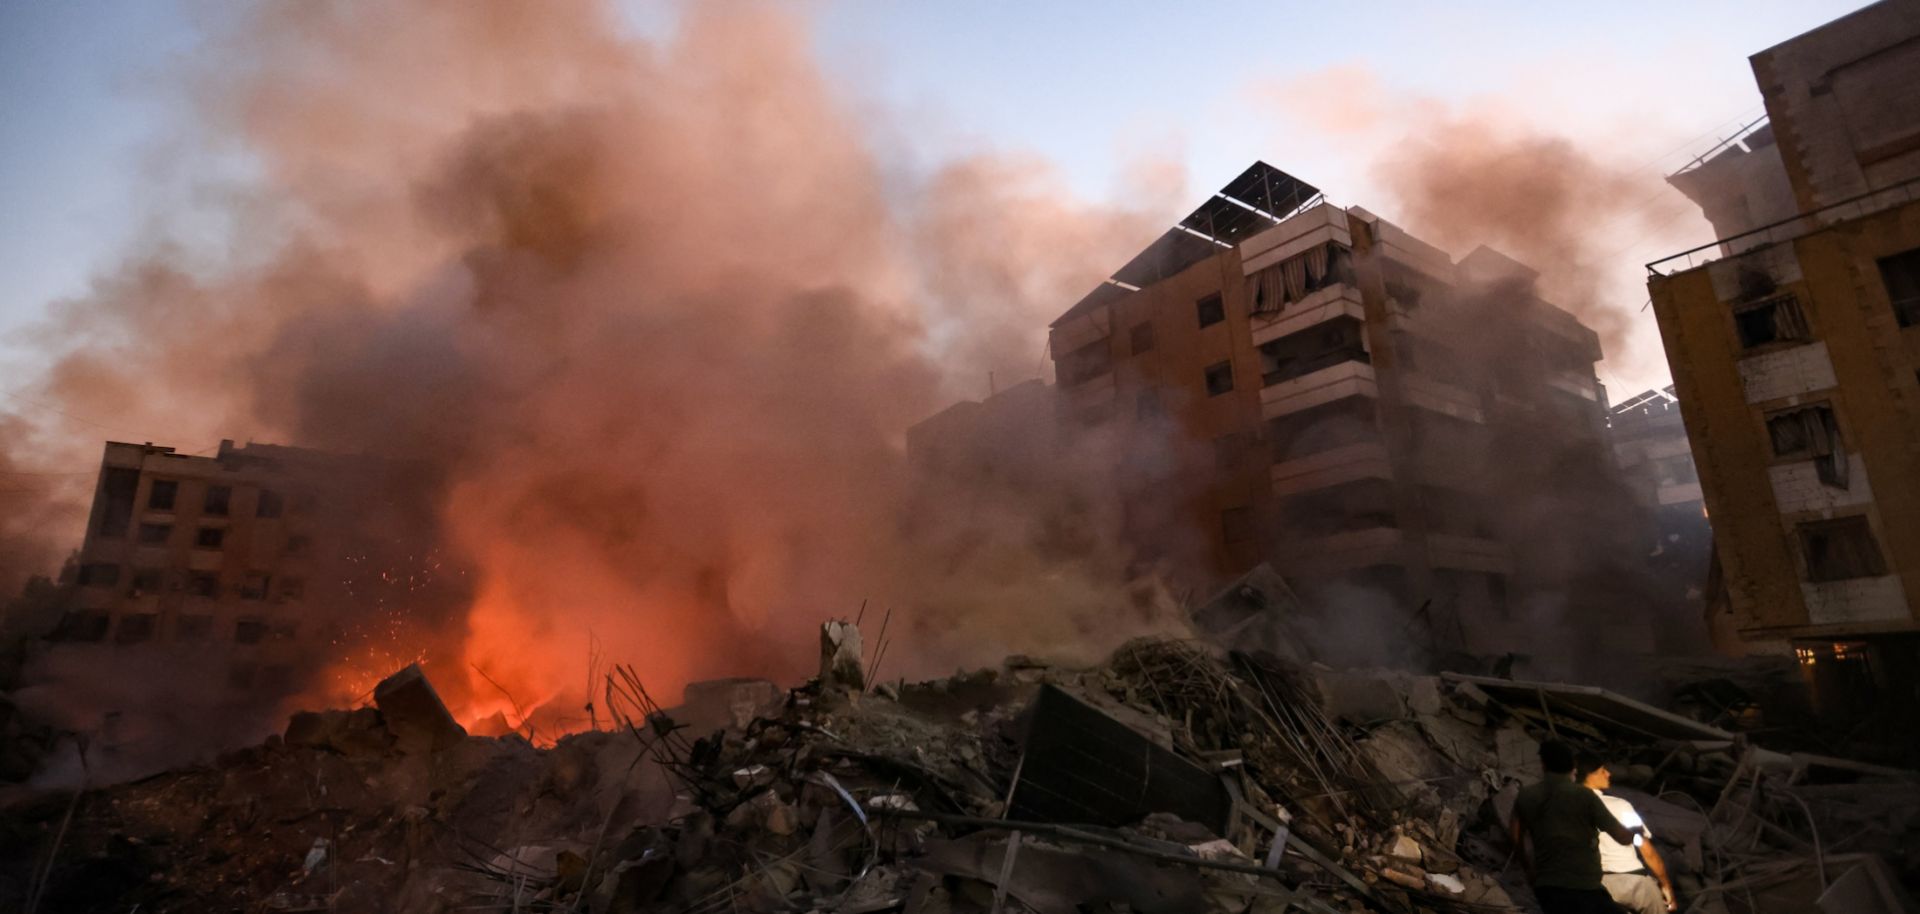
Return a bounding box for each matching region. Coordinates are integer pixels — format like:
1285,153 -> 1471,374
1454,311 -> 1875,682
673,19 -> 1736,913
1772,296 -> 1811,340
1250,264 -> 1286,315
1281,255 -> 1308,304
1305,244 -> 1329,287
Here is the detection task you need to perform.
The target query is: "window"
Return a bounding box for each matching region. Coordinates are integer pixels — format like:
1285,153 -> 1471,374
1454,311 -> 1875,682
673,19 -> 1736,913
176,614 -> 213,641
238,572 -> 271,600
196,527 -> 225,550
187,572 -> 220,598
1877,247 -> 1920,328
1130,322 -> 1155,355
286,534 -> 312,557
148,479 -> 178,511
51,611 -> 110,642
204,485 -> 232,517
1057,339 -> 1113,387
1204,360 -> 1235,396
129,568 -> 165,596
256,489 -> 285,519
1732,293 -> 1810,349
1196,293 -> 1226,328
278,578 -> 306,602
1221,506 -> 1256,545
1136,388 -> 1164,421
1799,516 -> 1887,582
137,523 -> 172,546
115,614 -> 157,644
77,563 -> 120,587
1260,317 -> 1369,386
235,617 -> 267,645
1249,244 -> 1355,314
94,467 -> 139,539
1766,403 -> 1847,487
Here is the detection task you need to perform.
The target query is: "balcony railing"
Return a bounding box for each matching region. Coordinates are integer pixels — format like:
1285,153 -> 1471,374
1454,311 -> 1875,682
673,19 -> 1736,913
1647,174 -> 1920,277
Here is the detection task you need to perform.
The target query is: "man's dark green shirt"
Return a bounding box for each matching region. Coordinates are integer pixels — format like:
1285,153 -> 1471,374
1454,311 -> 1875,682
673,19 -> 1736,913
1514,776 -> 1629,890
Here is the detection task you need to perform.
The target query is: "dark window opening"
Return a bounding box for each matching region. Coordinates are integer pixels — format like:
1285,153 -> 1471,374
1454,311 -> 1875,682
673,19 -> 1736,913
94,467 -> 140,539
1196,293 -> 1226,328
1204,360 -> 1235,396
1221,506 -> 1256,545
1129,322 -> 1155,355
1260,316 -> 1369,386
238,572 -> 271,600
187,572 -> 220,598
1249,244 -> 1355,315
129,568 -> 165,596
285,534 -> 312,557
1057,338 -> 1114,387
256,489 -> 285,519
115,613 -> 157,644
1799,516 -> 1888,583
1877,247 -> 1920,328
176,614 -> 213,641
51,611 -> 110,642
204,485 -> 232,517
196,527 -> 225,550
137,522 -> 172,546
1732,293 -> 1810,349
77,563 -> 121,588
148,479 -> 178,512
235,617 -> 267,645
1766,403 -> 1848,487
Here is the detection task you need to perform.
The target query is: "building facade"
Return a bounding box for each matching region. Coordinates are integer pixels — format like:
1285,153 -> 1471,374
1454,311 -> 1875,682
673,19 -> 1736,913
1648,2 -> 1920,688
1049,163 -> 1650,661
1609,387 -> 1714,648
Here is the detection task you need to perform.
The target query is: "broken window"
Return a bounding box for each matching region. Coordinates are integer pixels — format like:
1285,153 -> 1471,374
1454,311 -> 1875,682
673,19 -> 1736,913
176,614 -> 213,641
196,526 -> 225,550
204,484 -> 232,517
51,611 -> 110,642
285,534 -> 312,557
77,563 -> 121,588
1057,338 -> 1113,387
1196,293 -> 1226,328
93,467 -> 139,539
148,478 -> 178,512
1248,244 -> 1354,314
137,522 -> 172,546
1203,360 -> 1235,396
115,613 -> 157,644
238,572 -> 271,600
187,572 -> 220,598
256,489 -> 285,519
1799,516 -> 1888,582
1732,293 -> 1810,349
1220,506 -> 1256,545
1129,322 -> 1155,355
1260,316 -> 1368,386
235,617 -> 267,645
129,568 -> 165,596
1766,403 -> 1848,487
1877,247 -> 1920,328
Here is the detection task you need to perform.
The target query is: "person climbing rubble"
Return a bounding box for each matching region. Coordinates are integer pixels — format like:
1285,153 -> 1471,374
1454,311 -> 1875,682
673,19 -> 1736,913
1510,739 -> 1641,914
1577,752 -> 1677,914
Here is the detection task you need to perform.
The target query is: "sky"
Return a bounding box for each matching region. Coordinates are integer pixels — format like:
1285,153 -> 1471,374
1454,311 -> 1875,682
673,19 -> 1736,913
0,0 -> 1877,401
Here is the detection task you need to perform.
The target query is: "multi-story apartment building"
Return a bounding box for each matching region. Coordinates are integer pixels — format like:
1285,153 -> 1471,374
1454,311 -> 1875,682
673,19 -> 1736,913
1049,162 -> 1649,660
41,439 -> 456,720
1647,0 -> 1920,699
1609,387 -> 1715,648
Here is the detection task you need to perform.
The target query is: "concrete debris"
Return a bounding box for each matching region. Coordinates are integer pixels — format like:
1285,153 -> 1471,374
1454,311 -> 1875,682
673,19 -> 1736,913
2,630 -> 1916,914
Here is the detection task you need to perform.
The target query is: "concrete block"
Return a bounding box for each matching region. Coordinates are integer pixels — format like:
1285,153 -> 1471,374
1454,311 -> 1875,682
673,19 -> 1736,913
819,621 -> 864,690
372,663 -> 467,755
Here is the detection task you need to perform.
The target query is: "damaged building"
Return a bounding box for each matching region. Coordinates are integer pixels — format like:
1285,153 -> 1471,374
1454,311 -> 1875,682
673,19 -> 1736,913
1608,387 -> 1715,649
8,439 -> 466,773
1647,0 -> 1920,724
1046,162 -> 1663,663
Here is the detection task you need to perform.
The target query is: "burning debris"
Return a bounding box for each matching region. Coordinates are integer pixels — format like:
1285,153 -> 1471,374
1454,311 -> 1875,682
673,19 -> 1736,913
4,612 -> 1914,914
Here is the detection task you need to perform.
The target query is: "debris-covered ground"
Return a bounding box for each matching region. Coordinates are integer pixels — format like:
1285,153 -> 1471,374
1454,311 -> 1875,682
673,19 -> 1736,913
3,622 -> 1917,913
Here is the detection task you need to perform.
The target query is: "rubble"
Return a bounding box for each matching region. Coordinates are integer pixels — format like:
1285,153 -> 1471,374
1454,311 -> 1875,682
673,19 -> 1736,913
2,618 -> 1916,913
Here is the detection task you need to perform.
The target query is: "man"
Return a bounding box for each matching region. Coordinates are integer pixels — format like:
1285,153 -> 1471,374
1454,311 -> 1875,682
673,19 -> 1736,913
1577,753 -> 1678,913
1510,740 -> 1641,914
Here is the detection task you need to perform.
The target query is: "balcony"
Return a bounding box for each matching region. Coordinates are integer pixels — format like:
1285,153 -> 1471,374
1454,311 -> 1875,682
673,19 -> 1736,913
1249,284 -> 1364,348
1400,375 -> 1485,423
1261,360 -> 1377,420
1270,442 -> 1393,497
1275,526 -> 1406,573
